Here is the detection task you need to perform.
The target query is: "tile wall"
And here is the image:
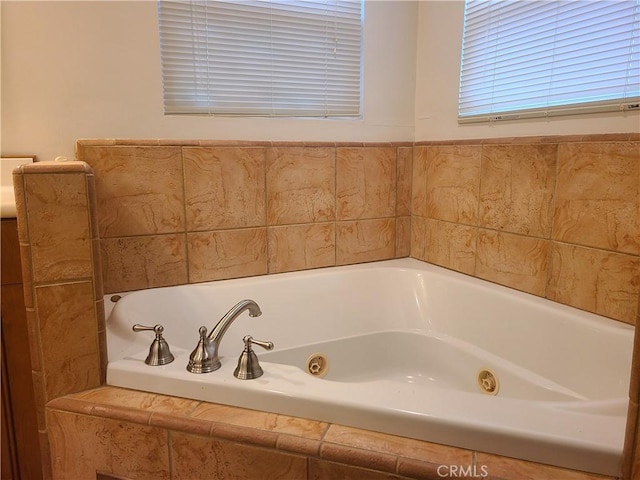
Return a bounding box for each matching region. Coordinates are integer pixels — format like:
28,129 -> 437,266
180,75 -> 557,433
411,136 -> 640,325
76,136 -> 640,325
13,134 -> 639,479
76,141 -> 412,293
13,161 -> 105,479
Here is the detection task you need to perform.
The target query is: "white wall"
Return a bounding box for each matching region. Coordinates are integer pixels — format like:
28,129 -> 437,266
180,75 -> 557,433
1,1 -> 417,162
414,1 -> 639,141
2,0 -> 637,164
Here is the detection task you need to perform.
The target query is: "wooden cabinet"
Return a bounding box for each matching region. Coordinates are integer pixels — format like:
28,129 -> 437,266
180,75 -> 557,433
1,218 -> 42,479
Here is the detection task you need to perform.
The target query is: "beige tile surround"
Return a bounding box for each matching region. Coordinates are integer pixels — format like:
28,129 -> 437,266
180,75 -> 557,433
12,134 -> 639,479
46,386 -> 612,480
411,136 -> 640,324
79,141 -> 413,293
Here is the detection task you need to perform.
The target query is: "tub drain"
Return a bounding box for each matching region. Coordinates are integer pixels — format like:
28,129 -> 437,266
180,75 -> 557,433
306,353 -> 329,378
477,369 -> 499,395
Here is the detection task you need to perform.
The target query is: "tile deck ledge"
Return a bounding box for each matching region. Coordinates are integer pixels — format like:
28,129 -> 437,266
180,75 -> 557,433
74,133 -> 640,150
47,386 -> 613,480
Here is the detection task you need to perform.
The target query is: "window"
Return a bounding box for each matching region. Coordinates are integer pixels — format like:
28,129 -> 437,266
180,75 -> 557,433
158,0 -> 363,117
458,0 -> 640,123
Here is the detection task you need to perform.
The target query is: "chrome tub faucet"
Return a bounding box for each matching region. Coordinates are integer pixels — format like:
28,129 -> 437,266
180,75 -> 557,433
187,299 -> 262,373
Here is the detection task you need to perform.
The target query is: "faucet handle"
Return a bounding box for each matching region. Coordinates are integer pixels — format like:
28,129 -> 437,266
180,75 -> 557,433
132,323 -> 162,334
132,324 -> 175,366
245,336 -> 274,351
233,335 -> 274,380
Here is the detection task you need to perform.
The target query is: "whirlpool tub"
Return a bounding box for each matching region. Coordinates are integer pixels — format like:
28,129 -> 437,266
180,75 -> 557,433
105,258 -> 633,476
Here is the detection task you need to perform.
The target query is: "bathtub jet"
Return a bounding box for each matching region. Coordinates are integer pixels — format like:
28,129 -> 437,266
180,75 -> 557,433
104,258 -> 633,476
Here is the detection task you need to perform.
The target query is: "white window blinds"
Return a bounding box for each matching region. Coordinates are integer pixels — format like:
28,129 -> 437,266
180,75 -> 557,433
458,0 -> 640,122
158,0 -> 362,117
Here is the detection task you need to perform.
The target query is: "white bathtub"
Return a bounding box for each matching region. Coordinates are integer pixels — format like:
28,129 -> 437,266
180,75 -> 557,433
105,258 -> 633,476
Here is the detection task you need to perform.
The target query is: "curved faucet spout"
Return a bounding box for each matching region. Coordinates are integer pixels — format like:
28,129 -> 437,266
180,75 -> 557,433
206,299 -> 262,348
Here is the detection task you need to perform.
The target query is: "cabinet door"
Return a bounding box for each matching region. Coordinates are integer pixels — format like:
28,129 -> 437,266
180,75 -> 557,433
2,337 -> 18,479
1,219 -> 42,479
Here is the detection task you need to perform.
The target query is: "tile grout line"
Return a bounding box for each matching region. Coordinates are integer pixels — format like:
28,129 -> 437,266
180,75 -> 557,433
333,146 -> 338,266
167,430 -> 175,480
180,147 -> 191,285
545,144 -> 562,302
263,147 -> 270,273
